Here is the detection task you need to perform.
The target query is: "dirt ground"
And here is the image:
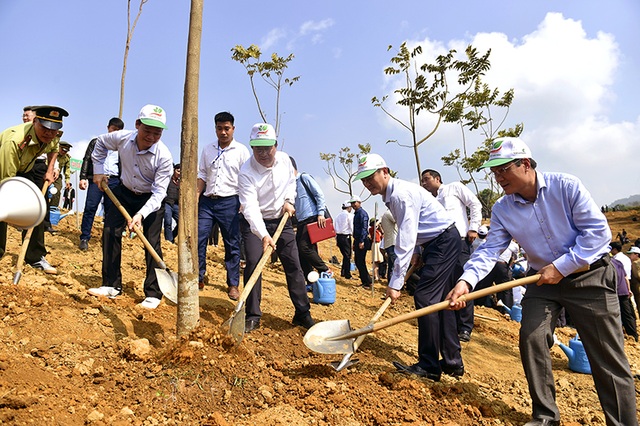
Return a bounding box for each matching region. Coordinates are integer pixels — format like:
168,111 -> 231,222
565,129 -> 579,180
0,210 -> 639,425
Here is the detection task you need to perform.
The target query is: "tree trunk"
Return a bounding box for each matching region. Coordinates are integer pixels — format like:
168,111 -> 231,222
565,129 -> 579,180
176,0 -> 203,336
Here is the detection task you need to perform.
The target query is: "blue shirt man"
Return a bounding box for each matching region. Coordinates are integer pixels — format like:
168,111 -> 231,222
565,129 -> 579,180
349,194 -> 371,288
448,137 -> 637,426
290,157 -> 331,284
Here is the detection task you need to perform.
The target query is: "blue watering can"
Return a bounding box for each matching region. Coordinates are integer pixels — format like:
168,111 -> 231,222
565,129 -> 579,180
313,272 -> 336,305
49,207 -> 74,226
496,300 -> 522,322
556,334 -> 591,374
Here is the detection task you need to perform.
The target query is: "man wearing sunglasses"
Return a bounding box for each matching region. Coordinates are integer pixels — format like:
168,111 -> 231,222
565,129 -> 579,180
447,137 -> 637,426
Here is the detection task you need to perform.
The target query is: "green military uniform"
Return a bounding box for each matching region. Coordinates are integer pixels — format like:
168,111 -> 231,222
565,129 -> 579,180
0,121 -> 60,262
51,149 -> 70,207
0,123 -> 58,182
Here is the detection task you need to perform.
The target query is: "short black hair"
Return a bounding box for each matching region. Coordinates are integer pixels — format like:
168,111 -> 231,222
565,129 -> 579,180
610,241 -> 622,252
215,111 -> 234,125
421,169 -> 441,183
174,163 -> 181,170
108,117 -> 125,130
289,156 -> 298,171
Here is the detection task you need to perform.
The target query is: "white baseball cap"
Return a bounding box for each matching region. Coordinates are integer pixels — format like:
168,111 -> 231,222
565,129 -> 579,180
349,195 -> 362,203
478,225 -> 489,236
354,153 -> 388,181
627,246 -> 640,255
481,137 -> 532,169
138,104 -> 168,129
249,123 -> 277,146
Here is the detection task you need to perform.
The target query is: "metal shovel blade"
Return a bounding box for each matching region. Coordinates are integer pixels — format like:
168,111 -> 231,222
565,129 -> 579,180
227,306 -> 246,343
330,355 -> 360,371
303,320 -> 355,354
156,269 -> 178,304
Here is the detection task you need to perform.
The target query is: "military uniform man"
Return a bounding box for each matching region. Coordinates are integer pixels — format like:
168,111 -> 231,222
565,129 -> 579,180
0,105 -> 69,274
50,141 -> 72,208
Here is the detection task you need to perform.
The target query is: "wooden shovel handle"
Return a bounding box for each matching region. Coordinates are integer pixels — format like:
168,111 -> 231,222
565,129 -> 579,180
235,212 -> 291,307
14,181 -> 50,276
101,181 -> 167,269
369,274 -> 542,334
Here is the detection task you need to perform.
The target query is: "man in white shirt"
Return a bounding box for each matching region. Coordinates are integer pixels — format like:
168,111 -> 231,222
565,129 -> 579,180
380,209 -> 397,281
333,201 -> 354,279
421,169 -> 482,342
197,112 -> 250,299
87,104 -> 174,310
355,153 -> 463,382
238,123 -> 314,333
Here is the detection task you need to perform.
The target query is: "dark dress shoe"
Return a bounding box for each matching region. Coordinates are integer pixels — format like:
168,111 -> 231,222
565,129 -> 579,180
441,364 -> 465,377
292,313 -> 315,329
458,330 -> 471,342
228,286 -> 240,300
392,361 -> 440,381
198,281 -> 205,290
523,419 -> 560,426
245,319 -> 260,333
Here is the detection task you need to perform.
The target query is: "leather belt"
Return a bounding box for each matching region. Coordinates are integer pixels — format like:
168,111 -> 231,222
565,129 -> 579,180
567,256 -> 608,279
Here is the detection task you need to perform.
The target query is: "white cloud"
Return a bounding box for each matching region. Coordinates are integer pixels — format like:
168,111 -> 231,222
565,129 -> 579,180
299,19 -> 335,36
261,28 -> 287,50
376,12 -> 637,205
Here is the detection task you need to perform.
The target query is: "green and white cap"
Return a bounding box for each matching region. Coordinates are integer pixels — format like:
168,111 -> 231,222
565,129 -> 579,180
481,137 -> 531,169
138,104 -> 168,129
354,153 -> 387,180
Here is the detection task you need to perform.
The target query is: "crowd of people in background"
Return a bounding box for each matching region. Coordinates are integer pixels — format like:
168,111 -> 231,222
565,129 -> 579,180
2,107 -> 638,426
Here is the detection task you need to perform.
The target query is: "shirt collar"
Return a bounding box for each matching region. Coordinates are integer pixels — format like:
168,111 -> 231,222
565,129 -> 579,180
513,170 -> 546,204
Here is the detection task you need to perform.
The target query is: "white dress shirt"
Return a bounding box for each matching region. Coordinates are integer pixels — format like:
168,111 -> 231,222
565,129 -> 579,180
198,139 -> 250,197
92,129 -> 173,219
333,209 -> 354,235
383,178 -> 454,290
613,252 -> 632,279
380,209 -> 398,250
436,182 -> 482,237
238,151 -> 297,239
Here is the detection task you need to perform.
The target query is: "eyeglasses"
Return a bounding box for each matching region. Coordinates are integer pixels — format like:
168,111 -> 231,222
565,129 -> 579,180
253,146 -> 274,154
490,160 -> 521,177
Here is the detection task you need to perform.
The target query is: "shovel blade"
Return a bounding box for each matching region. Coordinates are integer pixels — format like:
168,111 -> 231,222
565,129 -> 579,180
156,269 -> 178,304
331,355 -> 359,371
303,320 -> 356,354
227,306 -> 246,343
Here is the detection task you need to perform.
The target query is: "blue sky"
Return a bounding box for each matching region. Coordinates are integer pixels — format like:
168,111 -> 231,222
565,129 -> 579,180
1,1 -> 639,215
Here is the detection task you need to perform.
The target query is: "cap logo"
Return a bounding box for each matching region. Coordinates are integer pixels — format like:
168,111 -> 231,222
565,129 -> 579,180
256,125 -> 269,136
490,140 -> 504,155
50,111 -> 60,118
358,156 -> 368,167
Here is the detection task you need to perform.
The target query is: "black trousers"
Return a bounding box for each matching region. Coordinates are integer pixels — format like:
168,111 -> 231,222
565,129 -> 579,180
454,238 -> 473,333
353,241 -> 371,286
295,217 -> 329,279
0,161 -> 49,263
619,295 -> 638,340
241,216 -> 311,322
414,226 -> 462,374
336,234 -> 352,278
102,184 -> 164,299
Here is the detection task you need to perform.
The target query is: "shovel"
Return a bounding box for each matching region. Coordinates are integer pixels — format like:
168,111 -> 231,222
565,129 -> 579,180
101,182 -> 179,303
14,181 -> 50,285
225,212 -> 290,343
304,274 -> 542,354
330,263 -> 418,371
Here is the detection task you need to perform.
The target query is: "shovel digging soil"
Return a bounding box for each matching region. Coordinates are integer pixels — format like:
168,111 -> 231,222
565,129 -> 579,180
101,182 -> 179,303
305,274 -> 542,355
330,263 -> 419,371
225,212 -> 290,343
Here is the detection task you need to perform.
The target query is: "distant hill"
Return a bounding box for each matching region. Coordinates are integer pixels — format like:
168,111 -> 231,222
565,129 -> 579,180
609,194 -> 640,207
